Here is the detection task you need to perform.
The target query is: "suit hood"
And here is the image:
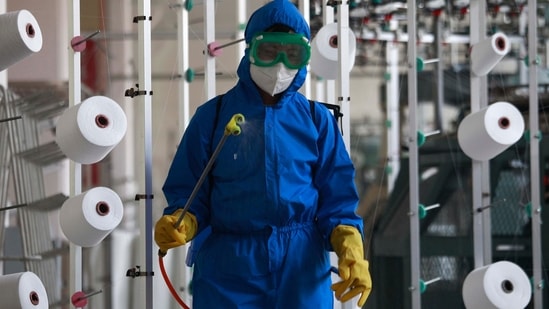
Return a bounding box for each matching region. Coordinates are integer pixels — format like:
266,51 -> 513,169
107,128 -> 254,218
237,0 -> 310,100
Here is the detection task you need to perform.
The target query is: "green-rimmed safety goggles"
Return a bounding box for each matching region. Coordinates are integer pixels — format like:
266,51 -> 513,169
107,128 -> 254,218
248,32 -> 311,69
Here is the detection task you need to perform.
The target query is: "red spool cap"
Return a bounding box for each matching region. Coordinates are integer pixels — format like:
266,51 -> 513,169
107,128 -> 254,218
71,291 -> 88,308
207,41 -> 223,57
71,36 -> 87,52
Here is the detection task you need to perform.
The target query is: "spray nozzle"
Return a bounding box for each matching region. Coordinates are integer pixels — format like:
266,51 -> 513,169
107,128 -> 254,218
225,113 -> 245,136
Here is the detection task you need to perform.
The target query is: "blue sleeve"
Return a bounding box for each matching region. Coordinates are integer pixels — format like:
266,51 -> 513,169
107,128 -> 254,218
161,100 -> 218,232
312,103 -> 363,249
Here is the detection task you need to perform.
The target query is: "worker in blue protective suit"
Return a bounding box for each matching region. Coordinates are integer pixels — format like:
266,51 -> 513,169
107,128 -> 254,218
154,0 -> 372,308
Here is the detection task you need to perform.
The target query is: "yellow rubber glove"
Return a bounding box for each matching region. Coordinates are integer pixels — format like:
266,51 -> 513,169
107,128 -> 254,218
154,209 -> 197,256
330,225 -> 372,307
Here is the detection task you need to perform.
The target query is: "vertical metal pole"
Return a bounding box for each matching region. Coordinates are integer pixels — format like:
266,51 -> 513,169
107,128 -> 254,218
433,14 -> 444,132
337,3 -> 353,305
322,1 -> 335,103
106,2 -> 135,308
136,0 -> 154,307
204,0 -> 216,100
236,0 -> 246,61
176,2 -> 192,305
0,0 -> 6,87
68,0 -> 83,301
518,10 -> 529,84
527,1 -> 543,307
299,0 -> 311,98
406,0 -> 421,308
318,7 -> 338,304
469,0 -> 491,269
177,3 -> 191,132
386,42 -> 400,193
336,1 -> 351,149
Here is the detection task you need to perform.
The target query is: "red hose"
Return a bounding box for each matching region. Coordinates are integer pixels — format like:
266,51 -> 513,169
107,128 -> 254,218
159,255 -> 191,309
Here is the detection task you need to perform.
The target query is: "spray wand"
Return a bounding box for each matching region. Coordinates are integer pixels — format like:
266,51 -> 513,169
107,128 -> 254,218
173,113 -> 245,230
159,113 -> 245,308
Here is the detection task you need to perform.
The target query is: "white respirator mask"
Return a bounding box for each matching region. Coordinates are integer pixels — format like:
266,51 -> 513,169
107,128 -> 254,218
250,62 -> 298,96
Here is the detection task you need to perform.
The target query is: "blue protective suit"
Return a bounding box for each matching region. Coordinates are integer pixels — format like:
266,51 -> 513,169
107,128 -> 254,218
162,1 -> 363,308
